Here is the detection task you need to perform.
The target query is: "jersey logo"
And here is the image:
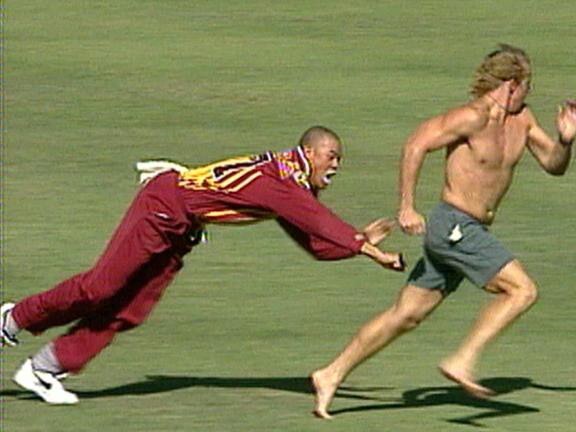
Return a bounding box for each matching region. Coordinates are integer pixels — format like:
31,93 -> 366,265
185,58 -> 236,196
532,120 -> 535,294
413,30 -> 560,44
274,147 -> 311,190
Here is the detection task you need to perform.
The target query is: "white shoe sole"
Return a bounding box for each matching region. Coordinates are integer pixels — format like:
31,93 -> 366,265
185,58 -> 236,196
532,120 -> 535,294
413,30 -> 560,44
13,359 -> 79,405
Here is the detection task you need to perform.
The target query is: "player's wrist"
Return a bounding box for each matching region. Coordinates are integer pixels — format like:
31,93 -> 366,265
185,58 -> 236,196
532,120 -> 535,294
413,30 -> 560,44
360,241 -> 377,257
398,205 -> 416,218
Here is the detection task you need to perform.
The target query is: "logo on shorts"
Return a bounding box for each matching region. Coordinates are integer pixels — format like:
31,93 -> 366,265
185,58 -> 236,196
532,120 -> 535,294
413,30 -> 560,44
448,224 -> 463,243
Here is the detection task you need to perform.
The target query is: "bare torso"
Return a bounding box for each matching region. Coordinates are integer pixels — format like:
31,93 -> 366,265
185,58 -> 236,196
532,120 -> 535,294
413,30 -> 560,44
442,101 -> 531,224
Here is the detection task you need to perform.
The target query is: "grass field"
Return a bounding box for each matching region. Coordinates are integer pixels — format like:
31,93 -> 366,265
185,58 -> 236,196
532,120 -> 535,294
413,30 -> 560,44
2,1 -> 576,431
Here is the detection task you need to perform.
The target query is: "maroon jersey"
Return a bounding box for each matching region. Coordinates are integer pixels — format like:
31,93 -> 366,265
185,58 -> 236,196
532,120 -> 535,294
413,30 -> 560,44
177,146 -> 364,259
9,146 -> 365,373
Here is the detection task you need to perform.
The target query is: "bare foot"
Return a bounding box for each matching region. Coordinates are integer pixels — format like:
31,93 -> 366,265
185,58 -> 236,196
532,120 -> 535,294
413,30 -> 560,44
438,361 -> 495,399
309,370 -> 338,420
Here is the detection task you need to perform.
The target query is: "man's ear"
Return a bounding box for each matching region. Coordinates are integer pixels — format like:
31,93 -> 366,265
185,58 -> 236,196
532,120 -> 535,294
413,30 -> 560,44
303,145 -> 314,159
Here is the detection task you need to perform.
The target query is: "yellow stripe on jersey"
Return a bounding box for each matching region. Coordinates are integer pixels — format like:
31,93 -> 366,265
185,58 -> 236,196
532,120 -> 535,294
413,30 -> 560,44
227,172 -> 262,192
202,208 -> 274,223
217,168 -> 257,189
178,153 -> 271,192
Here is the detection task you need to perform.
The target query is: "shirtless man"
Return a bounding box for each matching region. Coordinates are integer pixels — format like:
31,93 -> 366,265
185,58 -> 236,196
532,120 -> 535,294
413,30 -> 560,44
310,44 -> 576,419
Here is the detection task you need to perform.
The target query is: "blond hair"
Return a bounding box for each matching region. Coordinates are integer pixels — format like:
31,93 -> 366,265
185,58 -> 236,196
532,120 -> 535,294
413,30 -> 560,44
470,44 -> 531,98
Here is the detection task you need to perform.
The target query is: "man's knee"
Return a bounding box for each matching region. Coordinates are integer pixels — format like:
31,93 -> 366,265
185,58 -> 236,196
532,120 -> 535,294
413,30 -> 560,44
488,273 -> 539,309
487,260 -> 539,307
392,305 -> 429,331
516,280 -> 539,308
80,269 -> 129,304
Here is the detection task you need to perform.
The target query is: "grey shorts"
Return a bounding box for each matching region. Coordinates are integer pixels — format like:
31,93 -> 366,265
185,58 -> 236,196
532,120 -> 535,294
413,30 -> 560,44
407,202 -> 514,294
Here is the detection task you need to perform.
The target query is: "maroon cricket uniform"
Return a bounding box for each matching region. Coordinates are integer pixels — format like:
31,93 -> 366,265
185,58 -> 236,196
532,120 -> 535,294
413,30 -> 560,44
11,146 -> 364,372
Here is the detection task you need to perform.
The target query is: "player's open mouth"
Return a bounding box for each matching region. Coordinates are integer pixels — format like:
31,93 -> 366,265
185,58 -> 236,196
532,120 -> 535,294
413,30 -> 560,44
323,171 -> 337,185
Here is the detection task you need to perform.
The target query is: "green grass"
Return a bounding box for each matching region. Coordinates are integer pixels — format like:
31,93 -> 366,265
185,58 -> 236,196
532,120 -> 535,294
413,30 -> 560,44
2,1 -> 576,431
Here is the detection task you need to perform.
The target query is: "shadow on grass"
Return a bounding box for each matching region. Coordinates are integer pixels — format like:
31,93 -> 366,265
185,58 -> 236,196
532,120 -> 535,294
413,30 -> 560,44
3,375 -> 575,426
331,377 -> 576,427
73,375 -> 395,403
0,375 -> 388,404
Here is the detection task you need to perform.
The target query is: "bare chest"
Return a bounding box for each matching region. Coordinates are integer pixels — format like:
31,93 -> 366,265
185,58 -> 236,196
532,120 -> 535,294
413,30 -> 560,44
467,117 -> 528,168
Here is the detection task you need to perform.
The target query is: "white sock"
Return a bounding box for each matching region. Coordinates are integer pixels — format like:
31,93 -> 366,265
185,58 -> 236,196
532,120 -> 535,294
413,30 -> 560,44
31,342 -> 65,375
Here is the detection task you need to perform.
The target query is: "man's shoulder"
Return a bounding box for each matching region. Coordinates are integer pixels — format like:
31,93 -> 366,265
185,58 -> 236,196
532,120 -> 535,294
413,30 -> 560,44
265,147 -> 313,191
449,101 -> 489,124
432,101 -> 488,137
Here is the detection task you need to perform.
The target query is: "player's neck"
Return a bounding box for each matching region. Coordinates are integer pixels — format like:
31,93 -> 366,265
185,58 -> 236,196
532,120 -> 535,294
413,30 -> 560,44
486,94 -> 510,114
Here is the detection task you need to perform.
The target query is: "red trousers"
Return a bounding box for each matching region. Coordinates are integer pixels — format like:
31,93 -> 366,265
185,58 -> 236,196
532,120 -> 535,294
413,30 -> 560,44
12,172 -> 195,373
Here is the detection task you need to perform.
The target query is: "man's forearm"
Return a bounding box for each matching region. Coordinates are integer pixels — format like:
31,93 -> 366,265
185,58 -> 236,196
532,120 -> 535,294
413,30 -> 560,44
247,176 -> 364,253
360,242 -> 405,271
547,139 -> 573,175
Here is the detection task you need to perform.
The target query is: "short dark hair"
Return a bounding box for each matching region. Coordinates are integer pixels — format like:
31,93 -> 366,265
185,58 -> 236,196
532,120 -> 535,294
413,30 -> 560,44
298,126 -> 341,148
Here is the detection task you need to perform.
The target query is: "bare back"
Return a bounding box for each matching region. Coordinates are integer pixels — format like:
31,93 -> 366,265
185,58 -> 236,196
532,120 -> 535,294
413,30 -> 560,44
442,100 -> 532,223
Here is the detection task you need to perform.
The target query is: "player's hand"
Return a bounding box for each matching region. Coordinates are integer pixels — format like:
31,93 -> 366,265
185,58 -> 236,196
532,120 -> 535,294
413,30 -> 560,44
398,207 -> 426,235
556,99 -> 576,145
380,252 -> 406,272
360,243 -> 406,272
362,217 -> 396,246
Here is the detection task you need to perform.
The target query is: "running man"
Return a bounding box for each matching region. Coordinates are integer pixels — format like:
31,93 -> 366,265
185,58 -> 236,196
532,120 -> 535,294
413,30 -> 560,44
311,45 -> 576,419
1,126 -> 405,405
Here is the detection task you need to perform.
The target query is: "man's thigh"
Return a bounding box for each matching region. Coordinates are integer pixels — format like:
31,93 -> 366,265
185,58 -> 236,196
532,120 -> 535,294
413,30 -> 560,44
395,284 -> 445,318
